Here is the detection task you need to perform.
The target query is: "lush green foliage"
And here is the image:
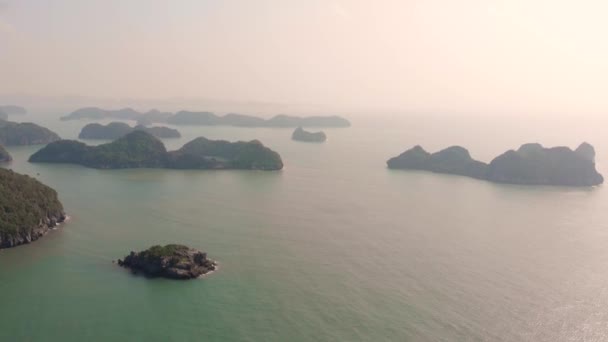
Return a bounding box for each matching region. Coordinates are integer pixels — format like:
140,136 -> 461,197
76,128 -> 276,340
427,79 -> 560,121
31,131 -> 283,170
0,168 -> 64,235
173,137 -> 283,170
142,244 -> 189,259
31,131 -> 167,168
81,130 -> 167,168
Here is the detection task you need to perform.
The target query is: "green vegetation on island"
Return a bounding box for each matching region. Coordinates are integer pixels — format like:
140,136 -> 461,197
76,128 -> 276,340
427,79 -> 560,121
0,168 -> 66,248
387,143 -> 603,186
30,130 -> 283,170
0,120 -> 61,146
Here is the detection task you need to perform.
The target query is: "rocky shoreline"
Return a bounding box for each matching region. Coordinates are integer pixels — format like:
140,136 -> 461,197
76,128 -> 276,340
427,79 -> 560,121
0,213 -> 66,249
118,244 -> 217,279
0,168 -> 67,249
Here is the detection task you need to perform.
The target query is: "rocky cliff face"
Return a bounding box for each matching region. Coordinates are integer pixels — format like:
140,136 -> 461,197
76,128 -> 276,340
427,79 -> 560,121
0,169 -> 66,249
118,244 -> 217,279
0,214 -> 66,248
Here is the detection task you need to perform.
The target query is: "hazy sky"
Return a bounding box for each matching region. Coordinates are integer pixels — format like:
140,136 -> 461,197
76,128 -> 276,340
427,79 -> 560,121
1,0 -> 607,114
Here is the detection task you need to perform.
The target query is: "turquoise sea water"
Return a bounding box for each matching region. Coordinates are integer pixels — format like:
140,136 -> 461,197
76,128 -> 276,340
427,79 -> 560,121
2,113 -> 608,341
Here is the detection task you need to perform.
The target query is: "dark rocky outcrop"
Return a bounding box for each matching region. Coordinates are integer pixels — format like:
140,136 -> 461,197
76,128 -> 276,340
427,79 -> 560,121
486,143 -> 604,186
388,142 -> 604,186
0,169 -> 66,249
61,107 -> 351,128
0,145 -> 11,162
292,127 -> 327,142
78,122 -> 181,140
0,120 -> 61,146
30,131 -> 284,170
117,244 -> 217,279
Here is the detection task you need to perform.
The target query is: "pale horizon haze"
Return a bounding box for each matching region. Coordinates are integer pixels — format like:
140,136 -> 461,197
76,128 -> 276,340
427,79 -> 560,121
1,0 -> 607,116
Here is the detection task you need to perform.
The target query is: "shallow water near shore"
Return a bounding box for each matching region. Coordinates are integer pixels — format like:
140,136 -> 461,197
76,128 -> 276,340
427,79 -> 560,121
2,113 -> 608,341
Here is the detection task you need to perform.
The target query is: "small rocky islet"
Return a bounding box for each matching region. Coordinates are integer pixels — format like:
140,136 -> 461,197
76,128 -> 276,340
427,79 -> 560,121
292,127 -> 327,142
387,142 -> 603,187
117,244 -> 217,279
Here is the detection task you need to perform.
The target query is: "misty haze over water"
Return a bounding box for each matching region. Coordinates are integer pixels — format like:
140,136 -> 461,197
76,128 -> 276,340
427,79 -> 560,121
2,0 -> 608,341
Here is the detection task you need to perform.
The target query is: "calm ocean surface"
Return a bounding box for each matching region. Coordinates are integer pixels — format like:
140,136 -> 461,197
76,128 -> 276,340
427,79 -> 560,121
2,112 -> 608,341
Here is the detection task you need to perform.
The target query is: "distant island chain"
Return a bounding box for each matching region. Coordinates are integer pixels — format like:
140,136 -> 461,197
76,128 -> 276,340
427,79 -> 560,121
61,107 -> 351,128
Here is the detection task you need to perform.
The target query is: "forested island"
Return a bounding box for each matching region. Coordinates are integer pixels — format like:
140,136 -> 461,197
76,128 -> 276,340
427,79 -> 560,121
0,120 -> 61,146
292,127 -> 327,142
78,122 -> 181,139
387,143 -> 604,187
117,244 -> 217,279
0,169 -> 66,249
30,130 -> 283,170
60,107 -> 351,128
